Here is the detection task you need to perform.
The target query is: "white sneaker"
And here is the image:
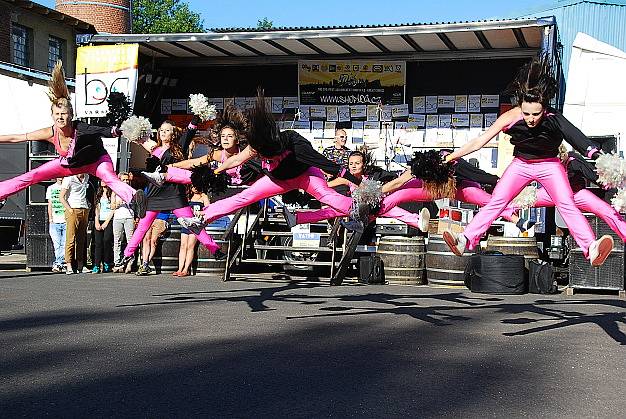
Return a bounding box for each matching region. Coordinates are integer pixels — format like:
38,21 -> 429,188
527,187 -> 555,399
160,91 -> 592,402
66,269 -> 75,275
442,230 -> 467,256
589,235 -> 613,267
141,170 -> 165,187
178,216 -> 204,235
417,207 -> 431,233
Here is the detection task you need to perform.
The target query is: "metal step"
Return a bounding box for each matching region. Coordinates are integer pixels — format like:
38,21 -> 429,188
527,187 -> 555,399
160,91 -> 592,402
229,272 -> 360,283
260,230 -> 330,237
238,258 -> 333,266
253,244 -> 337,252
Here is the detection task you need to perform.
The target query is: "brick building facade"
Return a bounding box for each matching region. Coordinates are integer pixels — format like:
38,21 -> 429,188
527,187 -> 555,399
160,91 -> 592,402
1,0 -> 95,77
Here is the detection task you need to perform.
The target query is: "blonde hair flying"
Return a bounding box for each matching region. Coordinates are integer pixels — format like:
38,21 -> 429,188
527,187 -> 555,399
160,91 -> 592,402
47,60 -> 72,114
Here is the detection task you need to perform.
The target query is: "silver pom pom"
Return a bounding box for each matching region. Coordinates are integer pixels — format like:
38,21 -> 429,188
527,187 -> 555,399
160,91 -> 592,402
189,93 -> 217,122
512,185 -> 538,209
611,188 -> 626,213
351,179 -> 383,220
596,153 -> 626,189
120,115 -> 152,143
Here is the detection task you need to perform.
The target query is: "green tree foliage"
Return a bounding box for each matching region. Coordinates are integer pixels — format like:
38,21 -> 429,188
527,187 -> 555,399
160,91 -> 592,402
132,0 -> 204,34
257,17 -> 274,29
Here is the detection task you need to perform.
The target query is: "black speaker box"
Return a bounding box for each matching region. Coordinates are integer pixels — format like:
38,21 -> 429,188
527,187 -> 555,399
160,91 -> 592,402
26,205 -> 48,235
568,214 -> 625,290
359,255 -> 385,284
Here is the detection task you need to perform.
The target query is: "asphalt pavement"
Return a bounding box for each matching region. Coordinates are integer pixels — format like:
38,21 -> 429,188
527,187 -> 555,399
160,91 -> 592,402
1,270 -> 625,418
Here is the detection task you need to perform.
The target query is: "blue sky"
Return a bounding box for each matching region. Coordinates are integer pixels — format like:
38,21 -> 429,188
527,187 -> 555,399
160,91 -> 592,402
40,0 -> 560,29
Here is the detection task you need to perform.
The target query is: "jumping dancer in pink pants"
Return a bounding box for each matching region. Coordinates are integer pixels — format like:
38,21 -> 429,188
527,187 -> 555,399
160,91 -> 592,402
118,120 -> 222,272
442,56 -> 613,266
141,105 -> 260,190
178,92 -> 361,233
289,150 -> 430,231
526,148 -> 626,241
0,62 -> 145,215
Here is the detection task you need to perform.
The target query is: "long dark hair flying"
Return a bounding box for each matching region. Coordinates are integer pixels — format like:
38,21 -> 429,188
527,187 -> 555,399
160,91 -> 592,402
246,89 -> 286,157
507,54 -> 558,107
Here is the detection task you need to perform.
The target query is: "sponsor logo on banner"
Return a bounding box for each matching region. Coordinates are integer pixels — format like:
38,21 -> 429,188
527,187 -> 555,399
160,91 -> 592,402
299,60 -> 406,106
74,44 -> 139,118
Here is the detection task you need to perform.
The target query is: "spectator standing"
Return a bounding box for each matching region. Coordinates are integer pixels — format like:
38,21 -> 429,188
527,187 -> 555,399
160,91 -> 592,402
46,177 -> 66,272
92,181 -> 114,273
60,173 -> 90,274
322,128 -> 351,168
136,212 -> 170,276
111,172 -> 135,273
174,187 -> 210,277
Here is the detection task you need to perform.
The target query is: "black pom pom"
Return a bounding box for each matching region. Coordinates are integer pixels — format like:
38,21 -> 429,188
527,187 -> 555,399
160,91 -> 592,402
190,165 -> 230,195
145,156 -> 161,172
106,92 -> 132,127
410,150 -> 453,183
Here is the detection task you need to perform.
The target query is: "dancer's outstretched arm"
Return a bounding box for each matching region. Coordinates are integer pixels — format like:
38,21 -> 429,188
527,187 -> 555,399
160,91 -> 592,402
381,170 -> 413,194
215,145 -> 255,173
445,107 -> 519,162
0,127 -> 53,143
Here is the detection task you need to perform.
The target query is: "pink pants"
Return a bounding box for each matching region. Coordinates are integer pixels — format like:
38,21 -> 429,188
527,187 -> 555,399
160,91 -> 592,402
123,207 -> 219,257
166,166 -> 192,184
0,154 -> 136,203
463,157 -> 595,256
202,167 -> 353,224
297,198 -> 420,228
376,179 -> 518,221
533,188 -> 626,242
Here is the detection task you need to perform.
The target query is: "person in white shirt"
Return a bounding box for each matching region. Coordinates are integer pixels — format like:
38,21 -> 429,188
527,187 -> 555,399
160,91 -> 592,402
46,178 -> 66,272
60,173 -> 90,274
111,172 -> 135,273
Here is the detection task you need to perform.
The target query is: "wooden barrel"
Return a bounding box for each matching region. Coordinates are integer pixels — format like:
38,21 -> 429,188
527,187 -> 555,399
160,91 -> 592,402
426,234 -> 475,288
486,236 -> 539,267
376,236 -> 426,285
153,225 -> 226,277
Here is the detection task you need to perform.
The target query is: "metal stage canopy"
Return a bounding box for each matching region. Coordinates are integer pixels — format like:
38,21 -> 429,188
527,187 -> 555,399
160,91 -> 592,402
80,17 -> 556,65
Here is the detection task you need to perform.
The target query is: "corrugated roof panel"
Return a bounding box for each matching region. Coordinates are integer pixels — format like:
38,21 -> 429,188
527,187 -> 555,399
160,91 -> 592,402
445,32 -> 484,49
238,39 -> 288,55
340,36 -> 383,53
410,33 -> 448,51
271,39 -> 318,54
374,35 -> 415,52
515,1 -> 626,78
185,41 -> 228,57
305,38 -> 350,54
482,29 -> 519,48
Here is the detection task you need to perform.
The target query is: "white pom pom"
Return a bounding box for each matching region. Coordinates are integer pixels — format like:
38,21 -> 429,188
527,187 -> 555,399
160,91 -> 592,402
351,179 -> 383,220
512,185 -> 537,209
120,115 -> 152,143
189,93 -> 217,122
596,153 -> 626,189
611,188 -> 626,213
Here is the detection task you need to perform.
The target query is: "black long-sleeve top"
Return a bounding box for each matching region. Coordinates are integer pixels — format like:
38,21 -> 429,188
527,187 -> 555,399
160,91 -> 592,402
62,121 -> 113,168
145,124 -> 195,211
264,130 -> 361,185
453,158 -> 500,186
504,108 -> 599,160
565,151 -> 601,192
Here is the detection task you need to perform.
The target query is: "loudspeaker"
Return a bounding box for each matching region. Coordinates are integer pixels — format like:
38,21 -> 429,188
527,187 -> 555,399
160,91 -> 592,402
25,205 -> 55,268
28,159 -> 55,204
359,255 -> 385,284
568,214 -> 625,290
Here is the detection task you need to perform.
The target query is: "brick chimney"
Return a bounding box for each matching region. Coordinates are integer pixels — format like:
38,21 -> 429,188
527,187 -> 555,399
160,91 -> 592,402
56,0 -> 131,34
